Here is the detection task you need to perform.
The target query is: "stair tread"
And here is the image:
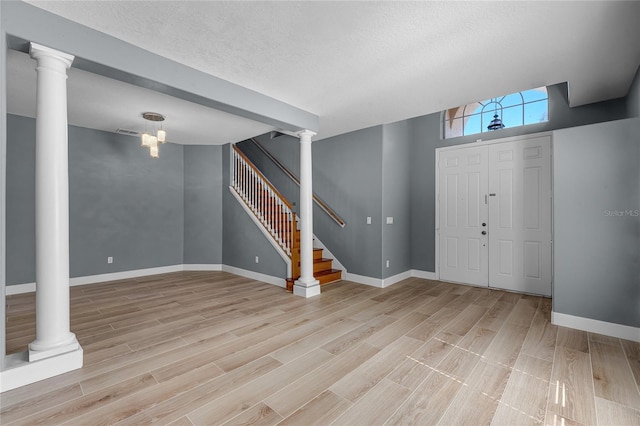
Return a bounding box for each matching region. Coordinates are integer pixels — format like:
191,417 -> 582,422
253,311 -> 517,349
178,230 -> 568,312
315,268 -> 342,276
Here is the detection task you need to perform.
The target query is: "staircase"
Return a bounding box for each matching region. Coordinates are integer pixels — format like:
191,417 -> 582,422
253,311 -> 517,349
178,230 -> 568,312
231,145 -> 342,291
285,228 -> 342,291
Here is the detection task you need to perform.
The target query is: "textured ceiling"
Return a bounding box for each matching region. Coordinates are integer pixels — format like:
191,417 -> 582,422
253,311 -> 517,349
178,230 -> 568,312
13,1 -> 640,143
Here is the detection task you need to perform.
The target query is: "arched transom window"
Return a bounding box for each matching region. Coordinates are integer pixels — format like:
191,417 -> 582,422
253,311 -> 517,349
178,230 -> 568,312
444,87 -> 548,138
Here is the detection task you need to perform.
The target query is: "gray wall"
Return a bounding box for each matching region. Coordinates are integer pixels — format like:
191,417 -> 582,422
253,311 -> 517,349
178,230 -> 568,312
69,125 -> 184,277
6,115 -> 185,285
6,115 -> 36,285
627,66 -> 640,118
382,121 -> 412,278
184,145 -> 223,264
409,113 -> 441,272
553,118 -> 640,328
221,144 -> 287,278
313,127 -> 384,278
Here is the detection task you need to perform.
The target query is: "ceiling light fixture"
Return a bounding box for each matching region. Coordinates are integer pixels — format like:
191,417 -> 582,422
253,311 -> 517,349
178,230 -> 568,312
140,112 -> 167,158
487,99 -> 505,131
487,114 -> 505,131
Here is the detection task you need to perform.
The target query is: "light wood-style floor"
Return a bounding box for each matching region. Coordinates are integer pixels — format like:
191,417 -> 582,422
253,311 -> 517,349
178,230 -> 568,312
2,271 -> 639,425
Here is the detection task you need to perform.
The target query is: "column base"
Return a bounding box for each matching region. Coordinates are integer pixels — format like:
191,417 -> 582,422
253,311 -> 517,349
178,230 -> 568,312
293,279 -> 321,298
29,334 -> 79,361
1,346 -> 83,393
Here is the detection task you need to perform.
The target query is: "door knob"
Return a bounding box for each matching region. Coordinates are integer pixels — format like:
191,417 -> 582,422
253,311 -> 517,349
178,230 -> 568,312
482,231 -> 487,235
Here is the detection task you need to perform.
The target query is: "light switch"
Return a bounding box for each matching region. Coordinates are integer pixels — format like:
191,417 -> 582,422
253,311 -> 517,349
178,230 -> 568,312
366,216 -> 372,225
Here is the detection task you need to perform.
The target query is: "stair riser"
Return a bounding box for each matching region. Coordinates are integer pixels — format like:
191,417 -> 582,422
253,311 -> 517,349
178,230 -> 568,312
314,260 -> 332,273
317,271 -> 342,285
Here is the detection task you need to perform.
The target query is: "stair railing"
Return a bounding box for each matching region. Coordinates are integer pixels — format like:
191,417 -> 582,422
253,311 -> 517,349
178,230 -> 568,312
249,138 -> 346,228
231,145 -> 300,278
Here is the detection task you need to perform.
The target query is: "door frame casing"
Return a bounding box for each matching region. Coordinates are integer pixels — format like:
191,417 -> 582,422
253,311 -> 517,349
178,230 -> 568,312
435,131 -> 553,294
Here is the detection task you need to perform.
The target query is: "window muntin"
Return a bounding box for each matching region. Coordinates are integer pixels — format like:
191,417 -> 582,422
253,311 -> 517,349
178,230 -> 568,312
444,87 -> 548,138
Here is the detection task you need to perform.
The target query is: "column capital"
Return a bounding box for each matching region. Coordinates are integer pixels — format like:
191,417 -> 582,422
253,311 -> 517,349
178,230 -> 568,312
297,129 -> 317,141
30,42 -> 75,69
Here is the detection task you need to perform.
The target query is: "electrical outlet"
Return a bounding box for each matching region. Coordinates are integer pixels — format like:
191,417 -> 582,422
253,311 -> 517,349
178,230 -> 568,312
107,256 -> 113,264
386,260 -> 390,268
366,216 -> 372,225
255,256 -> 259,263
386,217 -> 394,224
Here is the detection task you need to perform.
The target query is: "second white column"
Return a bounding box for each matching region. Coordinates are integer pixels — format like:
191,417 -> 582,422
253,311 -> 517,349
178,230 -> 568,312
293,130 -> 320,297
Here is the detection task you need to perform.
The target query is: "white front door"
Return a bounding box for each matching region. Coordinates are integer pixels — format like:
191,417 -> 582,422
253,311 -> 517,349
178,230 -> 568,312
437,135 -> 552,296
437,146 -> 489,287
488,136 -> 552,296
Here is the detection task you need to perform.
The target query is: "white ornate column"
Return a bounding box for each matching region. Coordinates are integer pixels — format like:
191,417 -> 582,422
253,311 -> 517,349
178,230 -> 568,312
28,42 -> 79,361
294,130 -> 320,297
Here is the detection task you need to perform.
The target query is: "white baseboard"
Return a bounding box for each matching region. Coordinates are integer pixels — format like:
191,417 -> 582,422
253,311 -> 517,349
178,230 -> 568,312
383,270 -> 413,287
345,269 -> 437,288
552,311 -> 640,343
69,265 -> 184,287
221,265 -> 286,288
344,272 -> 384,288
182,264 -> 223,271
6,282 -> 36,295
411,269 -> 437,280
6,265 -> 185,295
5,264 -> 281,295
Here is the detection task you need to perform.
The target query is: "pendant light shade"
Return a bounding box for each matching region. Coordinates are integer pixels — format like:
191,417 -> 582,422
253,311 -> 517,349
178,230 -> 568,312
141,132 -> 151,147
157,129 -> 166,143
140,112 -> 167,157
149,145 -> 159,158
